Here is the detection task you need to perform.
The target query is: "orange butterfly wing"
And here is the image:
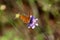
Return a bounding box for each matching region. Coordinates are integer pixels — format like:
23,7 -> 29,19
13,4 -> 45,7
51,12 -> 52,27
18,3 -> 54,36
19,15 -> 30,23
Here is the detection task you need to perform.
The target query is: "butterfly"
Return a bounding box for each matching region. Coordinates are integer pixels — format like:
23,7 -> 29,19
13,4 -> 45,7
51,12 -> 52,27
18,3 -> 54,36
15,14 -> 30,23
15,14 -> 38,29
20,15 -> 30,23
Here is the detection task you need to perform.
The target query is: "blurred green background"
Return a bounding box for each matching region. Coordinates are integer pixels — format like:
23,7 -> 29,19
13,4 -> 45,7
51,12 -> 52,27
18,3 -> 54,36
0,0 -> 60,40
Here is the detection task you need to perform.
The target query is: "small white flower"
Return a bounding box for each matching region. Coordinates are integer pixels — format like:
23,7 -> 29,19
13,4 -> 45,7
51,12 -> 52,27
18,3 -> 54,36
0,5 -> 6,10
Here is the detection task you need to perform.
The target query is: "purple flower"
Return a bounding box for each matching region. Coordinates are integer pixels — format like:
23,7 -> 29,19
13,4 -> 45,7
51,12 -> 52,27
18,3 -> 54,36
28,15 -> 38,29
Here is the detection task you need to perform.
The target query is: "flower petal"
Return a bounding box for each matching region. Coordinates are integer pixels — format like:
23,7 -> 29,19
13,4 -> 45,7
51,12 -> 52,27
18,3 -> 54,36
35,23 -> 38,26
32,26 -> 35,29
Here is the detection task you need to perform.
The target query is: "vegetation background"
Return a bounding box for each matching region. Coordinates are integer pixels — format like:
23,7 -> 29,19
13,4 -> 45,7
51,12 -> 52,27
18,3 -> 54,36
0,0 -> 60,40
